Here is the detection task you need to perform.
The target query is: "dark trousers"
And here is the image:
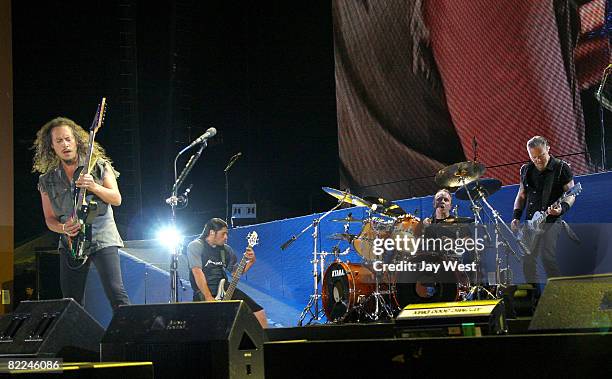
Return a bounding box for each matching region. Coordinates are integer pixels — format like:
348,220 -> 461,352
523,221 -> 562,284
60,246 -> 130,310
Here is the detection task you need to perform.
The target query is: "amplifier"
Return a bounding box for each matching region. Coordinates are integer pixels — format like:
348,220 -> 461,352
394,299 -> 507,337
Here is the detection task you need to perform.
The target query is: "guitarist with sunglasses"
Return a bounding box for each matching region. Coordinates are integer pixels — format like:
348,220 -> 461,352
511,136 -> 577,292
188,218 -> 268,328
33,117 -> 130,311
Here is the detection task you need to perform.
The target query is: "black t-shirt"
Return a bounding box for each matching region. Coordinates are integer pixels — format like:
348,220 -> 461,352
187,239 -> 237,297
520,157 -> 573,221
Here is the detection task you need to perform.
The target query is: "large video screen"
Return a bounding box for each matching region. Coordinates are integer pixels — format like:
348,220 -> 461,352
334,0 -> 609,200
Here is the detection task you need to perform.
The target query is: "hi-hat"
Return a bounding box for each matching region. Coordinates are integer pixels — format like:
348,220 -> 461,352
327,233 -> 356,242
455,178 -> 502,201
435,161 -> 486,188
322,187 -> 371,208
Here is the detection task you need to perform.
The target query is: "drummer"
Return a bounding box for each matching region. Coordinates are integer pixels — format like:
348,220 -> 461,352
423,189 -> 454,226
422,189 -> 472,251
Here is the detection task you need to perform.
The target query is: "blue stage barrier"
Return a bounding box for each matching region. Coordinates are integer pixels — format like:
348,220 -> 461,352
83,171 -> 612,328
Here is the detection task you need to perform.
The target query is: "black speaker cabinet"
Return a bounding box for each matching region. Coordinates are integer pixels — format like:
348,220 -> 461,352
101,301 -> 266,379
529,273 -> 612,332
0,298 -> 104,361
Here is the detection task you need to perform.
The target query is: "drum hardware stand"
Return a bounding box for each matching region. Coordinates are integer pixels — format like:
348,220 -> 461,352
474,189 -> 527,299
280,193 -> 348,326
338,268 -> 395,323
365,270 -> 396,321
459,178 -> 496,300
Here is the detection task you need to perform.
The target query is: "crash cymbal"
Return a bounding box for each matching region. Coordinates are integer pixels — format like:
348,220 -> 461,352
363,196 -> 406,217
330,215 -> 363,223
322,187 -> 372,208
455,178 -> 502,201
327,233 -> 357,242
434,161 -> 486,188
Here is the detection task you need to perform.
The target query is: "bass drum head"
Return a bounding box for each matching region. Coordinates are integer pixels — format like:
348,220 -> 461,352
322,262 -> 377,321
394,253 -> 469,307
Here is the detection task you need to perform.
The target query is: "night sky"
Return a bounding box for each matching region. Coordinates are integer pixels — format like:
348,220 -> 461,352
13,1 -> 338,244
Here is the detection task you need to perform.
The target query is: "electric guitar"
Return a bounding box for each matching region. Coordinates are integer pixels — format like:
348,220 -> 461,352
518,182 -> 582,248
215,231 -> 259,300
65,98 -> 107,261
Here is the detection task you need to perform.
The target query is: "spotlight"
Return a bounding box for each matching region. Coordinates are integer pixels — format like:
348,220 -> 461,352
156,226 -> 182,250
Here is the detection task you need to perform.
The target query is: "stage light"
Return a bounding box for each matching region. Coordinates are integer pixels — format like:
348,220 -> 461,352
156,226 -> 183,250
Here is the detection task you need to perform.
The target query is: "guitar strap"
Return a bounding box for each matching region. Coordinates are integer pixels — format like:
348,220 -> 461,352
540,157 -> 561,212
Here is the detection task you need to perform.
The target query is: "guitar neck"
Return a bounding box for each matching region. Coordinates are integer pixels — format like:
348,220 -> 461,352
224,246 -> 252,299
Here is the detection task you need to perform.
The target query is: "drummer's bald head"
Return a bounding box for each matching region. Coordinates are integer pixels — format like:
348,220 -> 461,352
434,189 -> 452,204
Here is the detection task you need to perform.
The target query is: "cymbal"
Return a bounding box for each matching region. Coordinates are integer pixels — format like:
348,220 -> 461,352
455,178 -> 502,201
322,187 -> 371,208
330,216 -> 363,223
363,196 -> 406,217
327,233 -> 356,242
434,161 -> 486,188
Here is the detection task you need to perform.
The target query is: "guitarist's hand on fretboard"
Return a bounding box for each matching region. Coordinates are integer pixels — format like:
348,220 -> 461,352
243,247 -> 256,273
75,173 -> 98,192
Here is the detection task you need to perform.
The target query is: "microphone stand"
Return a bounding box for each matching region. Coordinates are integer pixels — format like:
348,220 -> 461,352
166,141 -> 207,303
596,65 -> 611,171
224,153 -> 241,226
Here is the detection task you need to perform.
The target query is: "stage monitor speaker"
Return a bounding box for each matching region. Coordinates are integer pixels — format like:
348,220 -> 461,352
0,298 -> 104,361
529,273 -> 612,332
101,300 -> 266,379
395,299 -> 507,337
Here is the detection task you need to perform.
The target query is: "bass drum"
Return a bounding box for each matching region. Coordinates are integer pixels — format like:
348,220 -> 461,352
322,261 -> 383,321
393,253 -> 470,308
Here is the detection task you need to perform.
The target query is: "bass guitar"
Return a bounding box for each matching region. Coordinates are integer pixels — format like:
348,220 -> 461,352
216,231 -> 259,300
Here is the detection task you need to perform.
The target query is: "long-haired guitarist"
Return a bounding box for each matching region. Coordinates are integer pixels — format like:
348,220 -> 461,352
33,117 -> 130,310
187,218 -> 268,328
511,136 -> 576,287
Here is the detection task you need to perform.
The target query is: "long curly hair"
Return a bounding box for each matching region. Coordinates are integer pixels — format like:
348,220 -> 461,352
31,117 -> 114,174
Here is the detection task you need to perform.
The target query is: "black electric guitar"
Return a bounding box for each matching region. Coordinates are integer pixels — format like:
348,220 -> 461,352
518,182 -> 582,249
65,98 -> 107,261
216,231 -> 259,300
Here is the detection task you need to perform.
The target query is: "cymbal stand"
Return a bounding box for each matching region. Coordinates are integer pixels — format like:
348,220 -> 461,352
281,194 -> 347,326
459,178 -> 495,300
477,192 -> 527,297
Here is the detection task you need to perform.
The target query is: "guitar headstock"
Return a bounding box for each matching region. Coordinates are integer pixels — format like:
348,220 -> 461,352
90,97 -> 107,134
246,231 -> 259,248
566,182 -> 582,198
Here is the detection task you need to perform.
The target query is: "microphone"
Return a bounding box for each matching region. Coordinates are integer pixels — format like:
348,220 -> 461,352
224,152 -> 242,172
452,204 -> 459,217
187,127 -> 217,149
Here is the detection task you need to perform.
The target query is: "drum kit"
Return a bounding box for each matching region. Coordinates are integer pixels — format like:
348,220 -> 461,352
284,160 -> 529,326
